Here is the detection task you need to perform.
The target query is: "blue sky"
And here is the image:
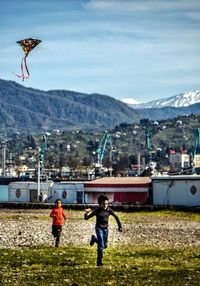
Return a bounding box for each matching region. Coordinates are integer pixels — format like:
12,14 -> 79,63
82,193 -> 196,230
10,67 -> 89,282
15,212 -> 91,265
1,0 -> 200,103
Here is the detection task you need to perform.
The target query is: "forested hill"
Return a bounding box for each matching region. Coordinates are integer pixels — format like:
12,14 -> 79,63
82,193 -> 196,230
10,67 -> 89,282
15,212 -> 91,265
133,102 -> 200,121
0,79 -> 140,135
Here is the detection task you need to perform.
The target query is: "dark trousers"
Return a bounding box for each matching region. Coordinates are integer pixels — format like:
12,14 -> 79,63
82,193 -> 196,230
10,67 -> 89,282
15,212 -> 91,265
96,227 -> 108,264
52,225 -> 62,246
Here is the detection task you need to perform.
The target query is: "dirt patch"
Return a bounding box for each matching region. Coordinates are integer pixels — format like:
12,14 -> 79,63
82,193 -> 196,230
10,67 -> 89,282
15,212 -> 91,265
0,209 -> 199,248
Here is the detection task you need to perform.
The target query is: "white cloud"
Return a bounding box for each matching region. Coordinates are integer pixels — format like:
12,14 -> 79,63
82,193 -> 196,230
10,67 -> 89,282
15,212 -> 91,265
1,0 -> 200,100
184,12 -> 200,21
84,0 -> 200,13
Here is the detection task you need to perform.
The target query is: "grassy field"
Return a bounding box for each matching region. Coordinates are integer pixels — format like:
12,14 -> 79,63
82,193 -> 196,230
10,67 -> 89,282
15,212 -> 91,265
0,210 -> 199,285
0,245 -> 199,285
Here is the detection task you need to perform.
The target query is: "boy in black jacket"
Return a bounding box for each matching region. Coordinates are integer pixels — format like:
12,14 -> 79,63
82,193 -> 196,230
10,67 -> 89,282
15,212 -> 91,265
84,194 -> 122,266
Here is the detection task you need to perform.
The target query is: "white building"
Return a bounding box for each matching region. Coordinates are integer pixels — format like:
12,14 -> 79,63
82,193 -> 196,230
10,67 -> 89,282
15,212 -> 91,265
194,154 -> 200,168
8,181 -> 85,204
169,152 -> 190,172
48,182 -> 84,204
8,181 -> 53,202
181,153 -> 190,168
152,175 -> 200,206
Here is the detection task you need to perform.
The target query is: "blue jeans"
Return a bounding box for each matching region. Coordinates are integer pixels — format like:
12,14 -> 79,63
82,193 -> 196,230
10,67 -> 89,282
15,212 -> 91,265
95,227 -> 108,263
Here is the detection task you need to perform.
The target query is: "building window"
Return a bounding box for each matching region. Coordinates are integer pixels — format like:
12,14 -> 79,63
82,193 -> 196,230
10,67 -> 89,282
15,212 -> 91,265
62,190 -> 67,199
190,185 -> 197,195
16,189 -> 21,198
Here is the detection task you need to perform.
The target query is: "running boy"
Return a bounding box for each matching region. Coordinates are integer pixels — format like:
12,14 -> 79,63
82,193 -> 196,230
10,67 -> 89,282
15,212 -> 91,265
50,199 -> 67,247
84,194 -> 122,266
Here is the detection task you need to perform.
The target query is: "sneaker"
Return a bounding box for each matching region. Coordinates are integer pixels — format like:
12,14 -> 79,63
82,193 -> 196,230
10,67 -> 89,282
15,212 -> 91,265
97,262 -> 103,266
90,235 -> 96,246
55,239 -> 59,247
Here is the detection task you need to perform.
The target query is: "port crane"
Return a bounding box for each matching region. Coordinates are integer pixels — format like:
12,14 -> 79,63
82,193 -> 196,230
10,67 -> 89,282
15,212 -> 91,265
145,128 -> 155,171
190,128 -> 200,173
93,131 -> 112,177
190,128 -> 200,161
192,128 -> 200,157
96,131 -> 112,165
146,128 -> 153,153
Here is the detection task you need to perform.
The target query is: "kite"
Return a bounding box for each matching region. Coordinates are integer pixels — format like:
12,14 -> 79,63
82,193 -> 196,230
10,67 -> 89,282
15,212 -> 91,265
15,38 -> 41,81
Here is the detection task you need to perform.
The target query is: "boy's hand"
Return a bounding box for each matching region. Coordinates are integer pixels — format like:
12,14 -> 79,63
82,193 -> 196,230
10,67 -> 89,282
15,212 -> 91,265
118,227 -> 122,232
85,208 -> 91,214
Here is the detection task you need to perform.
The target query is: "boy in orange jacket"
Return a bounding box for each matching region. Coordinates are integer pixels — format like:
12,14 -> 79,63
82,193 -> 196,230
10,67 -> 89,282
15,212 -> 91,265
50,199 -> 67,247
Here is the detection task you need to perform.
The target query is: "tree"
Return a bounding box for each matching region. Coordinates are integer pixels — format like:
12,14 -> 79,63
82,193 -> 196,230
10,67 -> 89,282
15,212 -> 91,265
112,155 -> 129,176
67,154 -> 79,170
27,135 -> 37,150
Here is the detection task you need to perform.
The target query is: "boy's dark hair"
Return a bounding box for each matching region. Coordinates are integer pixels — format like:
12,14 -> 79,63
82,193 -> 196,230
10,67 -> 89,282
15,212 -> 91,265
98,194 -> 109,205
55,199 -> 62,205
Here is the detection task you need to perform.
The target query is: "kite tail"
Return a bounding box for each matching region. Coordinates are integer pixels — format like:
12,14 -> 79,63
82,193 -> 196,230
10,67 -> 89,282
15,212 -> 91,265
15,56 -> 30,81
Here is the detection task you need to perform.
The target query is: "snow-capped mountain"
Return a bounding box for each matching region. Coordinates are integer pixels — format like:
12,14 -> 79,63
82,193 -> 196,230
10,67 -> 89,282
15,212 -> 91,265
121,98 -> 141,105
127,90 -> 200,109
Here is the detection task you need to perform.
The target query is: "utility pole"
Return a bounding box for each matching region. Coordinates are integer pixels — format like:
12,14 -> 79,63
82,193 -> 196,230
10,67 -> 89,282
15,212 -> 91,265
137,153 -> 141,175
37,155 -> 40,202
2,143 -> 6,177
37,135 -> 47,202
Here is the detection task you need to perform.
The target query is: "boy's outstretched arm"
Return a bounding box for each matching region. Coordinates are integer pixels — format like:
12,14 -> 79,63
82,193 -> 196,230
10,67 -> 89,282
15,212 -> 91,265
84,208 -> 96,220
110,209 -> 122,232
62,210 -> 67,220
50,209 -> 55,218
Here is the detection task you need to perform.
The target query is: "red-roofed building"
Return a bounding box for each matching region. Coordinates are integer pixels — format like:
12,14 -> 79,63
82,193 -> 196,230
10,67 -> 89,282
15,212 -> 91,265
84,177 -> 151,204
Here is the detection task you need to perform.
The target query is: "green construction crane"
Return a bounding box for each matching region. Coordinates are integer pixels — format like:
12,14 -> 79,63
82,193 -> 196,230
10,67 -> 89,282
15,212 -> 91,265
146,128 -> 154,152
145,128 -> 154,168
96,131 -> 112,165
193,128 -> 200,156
188,128 -> 200,174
